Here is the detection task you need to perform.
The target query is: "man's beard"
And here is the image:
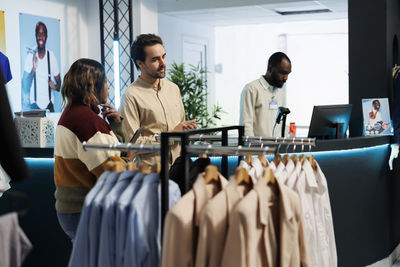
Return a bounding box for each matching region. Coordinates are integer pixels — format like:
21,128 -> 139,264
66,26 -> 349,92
271,73 -> 285,88
150,67 -> 166,79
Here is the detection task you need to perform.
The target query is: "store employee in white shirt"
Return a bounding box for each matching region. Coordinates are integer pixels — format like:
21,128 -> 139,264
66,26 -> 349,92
240,52 -> 291,137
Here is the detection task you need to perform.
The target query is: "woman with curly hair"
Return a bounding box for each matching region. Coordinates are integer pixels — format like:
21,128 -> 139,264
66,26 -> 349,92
54,58 -> 124,241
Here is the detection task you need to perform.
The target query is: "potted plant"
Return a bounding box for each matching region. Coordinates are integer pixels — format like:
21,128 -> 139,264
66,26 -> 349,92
168,62 -> 223,128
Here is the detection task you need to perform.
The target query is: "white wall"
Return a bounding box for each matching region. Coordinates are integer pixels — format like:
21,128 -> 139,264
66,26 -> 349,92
133,0 -> 158,36
1,0 -> 100,112
132,0 -> 159,81
158,13 -> 216,111
215,19 -> 348,128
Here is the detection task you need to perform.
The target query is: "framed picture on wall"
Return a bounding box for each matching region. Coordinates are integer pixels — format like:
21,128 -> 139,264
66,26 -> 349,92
19,13 -> 61,112
0,10 -> 13,85
362,98 -> 393,136
0,10 -> 5,54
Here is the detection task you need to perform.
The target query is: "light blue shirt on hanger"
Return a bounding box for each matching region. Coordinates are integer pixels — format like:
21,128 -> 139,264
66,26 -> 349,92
115,172 -> 148,267
68,171 -> 111,267
98,170 -> 138,267
87,171 -> 121,267
122,173 -> 181,267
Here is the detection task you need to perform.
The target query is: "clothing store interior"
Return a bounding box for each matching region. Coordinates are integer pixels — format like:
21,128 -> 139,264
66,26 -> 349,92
1,0 -> 400,266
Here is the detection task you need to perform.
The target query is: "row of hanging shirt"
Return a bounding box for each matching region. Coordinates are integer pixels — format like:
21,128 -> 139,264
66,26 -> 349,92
249,153 -> 337,267
162,152 -> 337,267
68,160 -> 182,267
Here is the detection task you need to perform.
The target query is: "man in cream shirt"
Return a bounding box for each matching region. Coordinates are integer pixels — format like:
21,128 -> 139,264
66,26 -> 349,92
119,34 -> 196,164
240,52 -> 291,137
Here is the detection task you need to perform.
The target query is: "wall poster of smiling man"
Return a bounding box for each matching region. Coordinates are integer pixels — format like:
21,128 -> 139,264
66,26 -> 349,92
19,13 -> 61,112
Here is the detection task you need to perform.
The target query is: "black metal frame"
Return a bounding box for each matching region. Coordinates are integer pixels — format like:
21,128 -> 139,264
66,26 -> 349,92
160,125 -> 244,230
99,0 -> 134,106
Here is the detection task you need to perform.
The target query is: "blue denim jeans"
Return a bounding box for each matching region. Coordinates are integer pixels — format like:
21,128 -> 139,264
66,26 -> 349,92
56,212 -> 81,243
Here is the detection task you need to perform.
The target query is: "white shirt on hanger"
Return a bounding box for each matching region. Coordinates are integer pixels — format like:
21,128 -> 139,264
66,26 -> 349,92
294,160 -> 320,267
311,161 -> 338,267
238,157 -> 264,181
273,161 -> 288,184
286,160 -> 302,189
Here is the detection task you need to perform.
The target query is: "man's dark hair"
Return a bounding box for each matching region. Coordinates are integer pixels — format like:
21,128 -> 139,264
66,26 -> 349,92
35,21 -> 47,37
131,34 -> 163,70
268,52 -> 291,68
373,99 -> 380,107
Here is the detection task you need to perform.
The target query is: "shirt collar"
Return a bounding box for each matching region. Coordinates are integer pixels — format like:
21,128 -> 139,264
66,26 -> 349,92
137,76 -> 164,91
259,76 -> 276,92
193,172 -> 228,226
268,161 -> 277,172
302,160 -> 318,189
313,161 -> 328,194
225,176 -> 253,224
256,176 -> 295,226
285,159 -> 295,176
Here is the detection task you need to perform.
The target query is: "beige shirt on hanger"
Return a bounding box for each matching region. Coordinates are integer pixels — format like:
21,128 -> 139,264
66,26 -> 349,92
161,172 -> 228,267
240,76 -> 286,137
221,175 -> 310,267
195,176 -> 254,267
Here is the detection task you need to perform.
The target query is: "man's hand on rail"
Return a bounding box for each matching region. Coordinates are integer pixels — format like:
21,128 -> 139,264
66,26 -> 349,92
172,120 -> 197,132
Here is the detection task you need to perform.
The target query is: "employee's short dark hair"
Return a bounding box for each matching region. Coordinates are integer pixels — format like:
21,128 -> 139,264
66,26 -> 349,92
35,21 -> 47,37
131,34 -> 163,70
268,52 -> 291,68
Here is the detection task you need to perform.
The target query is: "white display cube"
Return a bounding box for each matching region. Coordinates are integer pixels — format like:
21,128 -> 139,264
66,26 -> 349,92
14,117 -> 55,148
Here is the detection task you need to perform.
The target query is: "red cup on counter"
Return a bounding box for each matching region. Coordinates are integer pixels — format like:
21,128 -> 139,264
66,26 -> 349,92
289,122 -> 296,137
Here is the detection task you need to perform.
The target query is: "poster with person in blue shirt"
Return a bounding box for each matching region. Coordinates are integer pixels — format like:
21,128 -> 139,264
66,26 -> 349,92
19,13 -> 61,112
362,98 -> 393,136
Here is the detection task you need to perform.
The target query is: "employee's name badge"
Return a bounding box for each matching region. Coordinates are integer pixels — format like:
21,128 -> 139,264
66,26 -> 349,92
269,100 -> 278,110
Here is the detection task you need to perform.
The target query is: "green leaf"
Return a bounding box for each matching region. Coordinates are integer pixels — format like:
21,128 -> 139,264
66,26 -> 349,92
168,62 -> 224,128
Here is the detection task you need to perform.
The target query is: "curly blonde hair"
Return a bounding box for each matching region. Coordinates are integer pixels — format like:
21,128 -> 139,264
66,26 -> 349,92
61,58 -> 106,108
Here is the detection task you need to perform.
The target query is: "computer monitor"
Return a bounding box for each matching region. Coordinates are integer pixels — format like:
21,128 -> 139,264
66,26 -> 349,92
308,104 -> 353,139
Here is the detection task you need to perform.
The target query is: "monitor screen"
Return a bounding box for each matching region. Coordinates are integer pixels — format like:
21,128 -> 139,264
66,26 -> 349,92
308,104 -> 353,139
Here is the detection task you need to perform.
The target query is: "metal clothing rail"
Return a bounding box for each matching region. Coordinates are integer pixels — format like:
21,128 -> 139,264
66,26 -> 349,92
243,136 -> 316,146
155,134 -> 226,143
155,134 -> 317,147
186,145 -> 277,156
82,142 -> 161,152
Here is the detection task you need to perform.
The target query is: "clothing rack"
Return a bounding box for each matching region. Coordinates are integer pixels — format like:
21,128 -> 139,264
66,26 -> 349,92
243,136 -> 316,153
155,134 -> 316,147
243,136 -> 316,146
186,144 -> 276,156
155,134 -> 228,143
82,142 -> 161,152
82,126 -> 302,240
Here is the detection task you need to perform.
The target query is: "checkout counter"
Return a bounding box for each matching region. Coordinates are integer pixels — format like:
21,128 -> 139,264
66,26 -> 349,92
3,135 -> 396,267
